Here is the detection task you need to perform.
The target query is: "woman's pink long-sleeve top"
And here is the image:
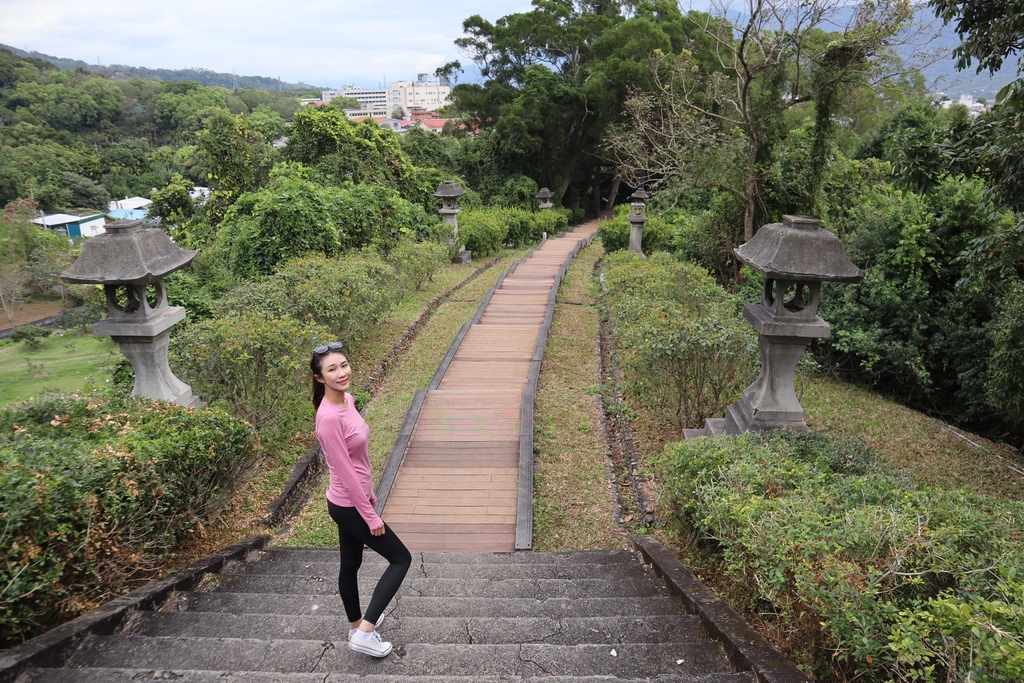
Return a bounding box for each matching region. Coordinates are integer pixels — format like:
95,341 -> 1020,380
314,393 -> 382,529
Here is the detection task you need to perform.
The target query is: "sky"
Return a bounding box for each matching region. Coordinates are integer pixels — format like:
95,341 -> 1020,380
0,0 -> 536,88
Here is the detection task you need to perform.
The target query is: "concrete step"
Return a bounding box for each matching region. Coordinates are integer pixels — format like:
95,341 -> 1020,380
261,548 -> 636,565
18,668 -> 759,683
61,636 -> 737,679
168,592 -> 683,619
231,558 -> 654,581
125,612 -> 708,645
203,575 -> 667,599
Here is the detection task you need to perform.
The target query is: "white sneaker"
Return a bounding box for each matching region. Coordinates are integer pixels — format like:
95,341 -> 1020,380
349,629 -> 392,658
348,613 -> 385,640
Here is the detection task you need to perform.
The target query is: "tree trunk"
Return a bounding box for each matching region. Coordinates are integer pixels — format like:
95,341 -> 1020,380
607,174 -> 622,211
743,174 -> 757,242
556,177 -> 572,203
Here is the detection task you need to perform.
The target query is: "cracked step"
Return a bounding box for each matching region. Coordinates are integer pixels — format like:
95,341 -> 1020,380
18,668 -> 759,683
225,558 -> 656,581
258,548 -> 638,565
166,593 -> 684,619
59,636 -> 737,679
201,575 -> 668,599
125,613 -> 709,645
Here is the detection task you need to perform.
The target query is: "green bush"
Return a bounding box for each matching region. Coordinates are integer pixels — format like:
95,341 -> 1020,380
9,325 -> 51,349
213,252 -> 398,347
654,431 -> 1024,682
171,311 -> 330,441
597,204 -> 673,254
986,278 -> 1024,429
0,392 -> 254,646
52,305 -> 103,331
272,252 -> 398,344
604,251 -> 755,430
385,239 -> 449,291
533,207 -> 570,237
221,163 -> 345,278
818,175 -> 1011,425
491,174 -> 539,210
458,209 -> 509,257
334,182 -> 435,253
499,207 -> 540,247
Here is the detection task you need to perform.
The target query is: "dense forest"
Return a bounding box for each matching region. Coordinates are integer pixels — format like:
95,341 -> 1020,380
0,43 -> 323,92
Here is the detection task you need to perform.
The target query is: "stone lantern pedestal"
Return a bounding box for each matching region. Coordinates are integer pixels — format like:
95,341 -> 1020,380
627,188 -> 649,257
685,215 -> 861,438
61,220 -> 203,406
434,180 -> 471,263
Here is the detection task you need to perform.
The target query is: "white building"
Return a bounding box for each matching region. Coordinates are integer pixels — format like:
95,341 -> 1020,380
32,213 -> 106,239
939,93 -> 989,117
109,196 -> 152,212
323,74 -> 451,118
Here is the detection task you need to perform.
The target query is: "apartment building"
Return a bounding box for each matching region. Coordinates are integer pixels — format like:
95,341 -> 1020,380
322,74 -> 451,117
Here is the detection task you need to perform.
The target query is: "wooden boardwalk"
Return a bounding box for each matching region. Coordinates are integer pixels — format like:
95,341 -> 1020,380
376,222 -> 599,552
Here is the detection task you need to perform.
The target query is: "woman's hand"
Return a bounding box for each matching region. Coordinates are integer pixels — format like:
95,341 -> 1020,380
370,521 -> 386,537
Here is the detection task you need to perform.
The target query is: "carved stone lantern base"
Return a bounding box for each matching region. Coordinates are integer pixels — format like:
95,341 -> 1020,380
93,306 -> 203,407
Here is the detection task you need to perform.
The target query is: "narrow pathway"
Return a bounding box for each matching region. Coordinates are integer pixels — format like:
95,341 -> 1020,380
376,222 -> 600,552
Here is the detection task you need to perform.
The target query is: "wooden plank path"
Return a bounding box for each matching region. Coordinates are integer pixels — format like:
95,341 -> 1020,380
376,221 -> 600,552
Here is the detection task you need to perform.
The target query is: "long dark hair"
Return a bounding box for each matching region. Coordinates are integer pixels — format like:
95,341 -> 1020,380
310,348 -> 348,411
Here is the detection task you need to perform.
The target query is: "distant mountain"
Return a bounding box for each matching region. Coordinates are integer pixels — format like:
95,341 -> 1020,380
0,43 -> 326,92
909,22 -> 1018,101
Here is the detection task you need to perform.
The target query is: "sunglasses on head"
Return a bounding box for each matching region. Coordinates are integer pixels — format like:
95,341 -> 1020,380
314,342 -> 344,355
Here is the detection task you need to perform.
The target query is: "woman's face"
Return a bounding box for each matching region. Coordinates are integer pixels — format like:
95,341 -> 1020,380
316,352 -> 352,394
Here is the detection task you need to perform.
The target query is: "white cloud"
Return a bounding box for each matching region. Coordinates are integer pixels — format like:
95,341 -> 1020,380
0,0 -> 533,86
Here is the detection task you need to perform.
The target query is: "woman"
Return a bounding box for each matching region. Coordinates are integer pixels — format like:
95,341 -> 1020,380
311,341 -> 411,658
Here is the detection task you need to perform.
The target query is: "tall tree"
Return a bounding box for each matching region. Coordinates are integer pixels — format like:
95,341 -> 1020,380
450,0 -> 692,204
608,0 -> 915,240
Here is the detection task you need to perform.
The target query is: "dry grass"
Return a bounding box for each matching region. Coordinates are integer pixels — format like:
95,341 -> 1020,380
0,298 -> 65,331
532,241 -> 625,551
801,372 -> 1024,501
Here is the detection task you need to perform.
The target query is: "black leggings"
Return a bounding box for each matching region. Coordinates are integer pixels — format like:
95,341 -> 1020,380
327,501 -> 411,625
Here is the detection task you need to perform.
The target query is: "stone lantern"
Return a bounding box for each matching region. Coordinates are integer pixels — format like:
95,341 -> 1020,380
537,187 -> 554,210
61,220 -> 203,406
686,215 -> 862,438
434,180 -> 470,263
627,188 -> 649,256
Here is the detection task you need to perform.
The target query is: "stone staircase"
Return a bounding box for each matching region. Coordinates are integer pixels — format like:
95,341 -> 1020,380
7,540 -> 784,683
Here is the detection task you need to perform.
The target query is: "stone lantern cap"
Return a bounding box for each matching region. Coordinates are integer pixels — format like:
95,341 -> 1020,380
630,188 -> 649,201
433,180 -> 466,200
735,215 -> 862,283
61,220 -> 198,285
537,187 -> 554,200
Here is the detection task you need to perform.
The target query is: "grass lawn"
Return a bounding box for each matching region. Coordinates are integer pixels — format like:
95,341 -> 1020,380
0,332 -> 119,406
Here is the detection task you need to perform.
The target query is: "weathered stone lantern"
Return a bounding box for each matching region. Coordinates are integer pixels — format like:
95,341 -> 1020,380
686,215 -> 862,438
434,180 -> 470,263
61,220 -> 203,406
627,188 -> 649,256
537,187 -> 554,210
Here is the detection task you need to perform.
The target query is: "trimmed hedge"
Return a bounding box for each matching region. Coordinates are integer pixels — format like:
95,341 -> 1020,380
171,312 -> 330,440
385,239 -> 449,291
604,251 -> 755,430
214,252 -> 398,346
597,204 -> 673,254
0,393 -> 254,646
457,209 -> 509,256
654,431 -> 1024,683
